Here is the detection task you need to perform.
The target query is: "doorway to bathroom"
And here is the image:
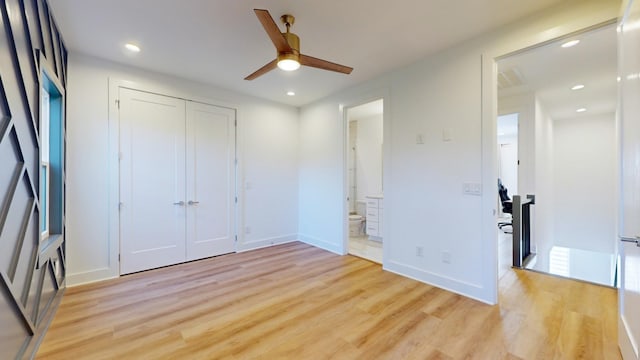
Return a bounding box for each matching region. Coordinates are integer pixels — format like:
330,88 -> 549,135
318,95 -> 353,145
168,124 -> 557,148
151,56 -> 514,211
345,99 -> 383,263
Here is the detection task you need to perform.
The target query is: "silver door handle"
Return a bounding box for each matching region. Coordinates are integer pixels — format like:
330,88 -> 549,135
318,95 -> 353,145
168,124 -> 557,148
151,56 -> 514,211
173,201 -> 185,206
188,200 -> 199,205
620,236 -> 640,247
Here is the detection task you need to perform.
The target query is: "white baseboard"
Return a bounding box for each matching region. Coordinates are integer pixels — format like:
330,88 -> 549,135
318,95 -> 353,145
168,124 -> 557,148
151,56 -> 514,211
67,267 -> 118,287
236,234 -> 298,252
384,260 -> 494,305
299,233 -> 344,255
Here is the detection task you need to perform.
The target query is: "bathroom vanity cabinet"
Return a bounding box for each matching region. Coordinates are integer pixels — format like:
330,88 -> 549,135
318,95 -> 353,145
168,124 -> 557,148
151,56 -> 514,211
366,195 -> 383,242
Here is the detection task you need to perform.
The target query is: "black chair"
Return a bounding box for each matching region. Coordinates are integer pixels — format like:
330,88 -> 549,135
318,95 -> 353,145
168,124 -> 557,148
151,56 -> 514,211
498,179 -> 512,232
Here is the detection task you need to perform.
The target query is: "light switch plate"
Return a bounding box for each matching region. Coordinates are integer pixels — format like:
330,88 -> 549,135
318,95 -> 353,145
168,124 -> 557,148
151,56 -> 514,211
463,182 -> 482,195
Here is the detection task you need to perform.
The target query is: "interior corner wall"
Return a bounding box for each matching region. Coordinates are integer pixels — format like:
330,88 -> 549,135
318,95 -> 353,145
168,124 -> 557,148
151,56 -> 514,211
298,0 -> 619,304
552,113 -> 617,253
65,53 -> 299,286
0,0 -> 68,357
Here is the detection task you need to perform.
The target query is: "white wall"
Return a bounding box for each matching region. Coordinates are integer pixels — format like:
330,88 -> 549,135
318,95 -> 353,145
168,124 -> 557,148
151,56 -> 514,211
298,102 -> 346,254
499,93 -> 536,197
532,99 -> 555,256
355,114 -> 383,201
66,54 -> 299,285
298,0 -> 619,303
553,113 -> 617,253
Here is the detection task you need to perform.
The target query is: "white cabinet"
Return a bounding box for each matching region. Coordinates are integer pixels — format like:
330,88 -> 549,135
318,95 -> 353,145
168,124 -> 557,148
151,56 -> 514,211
366,195 -> 383,241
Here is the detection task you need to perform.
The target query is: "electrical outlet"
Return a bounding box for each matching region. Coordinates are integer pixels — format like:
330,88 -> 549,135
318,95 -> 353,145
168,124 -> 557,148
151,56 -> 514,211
416,246 -> 424,257
442,251 -> 452,264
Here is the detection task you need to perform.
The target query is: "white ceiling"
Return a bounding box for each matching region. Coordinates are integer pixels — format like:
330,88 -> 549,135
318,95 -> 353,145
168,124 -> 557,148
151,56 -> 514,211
49,0 -> 569,107
498,24 -> 617,120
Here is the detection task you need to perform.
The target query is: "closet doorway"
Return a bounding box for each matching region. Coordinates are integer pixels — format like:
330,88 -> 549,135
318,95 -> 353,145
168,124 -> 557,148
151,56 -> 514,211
118,88 -> 236,274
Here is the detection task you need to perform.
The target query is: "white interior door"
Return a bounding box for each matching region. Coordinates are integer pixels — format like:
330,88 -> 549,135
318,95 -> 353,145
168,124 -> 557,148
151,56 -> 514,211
619,1 -> 640,358
119,88 -> 187,274
185,101 -> 236,260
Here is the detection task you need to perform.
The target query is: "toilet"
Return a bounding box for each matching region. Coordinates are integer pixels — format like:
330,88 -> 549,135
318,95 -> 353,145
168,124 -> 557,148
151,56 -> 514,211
349,214 -> 364,236
348,201 -> 366,236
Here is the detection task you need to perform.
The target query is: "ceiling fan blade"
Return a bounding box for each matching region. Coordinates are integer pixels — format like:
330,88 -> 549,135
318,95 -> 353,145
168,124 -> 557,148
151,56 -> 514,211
300,54 -> 353,74
254,9 -> 291,53
244,59 -> 278,80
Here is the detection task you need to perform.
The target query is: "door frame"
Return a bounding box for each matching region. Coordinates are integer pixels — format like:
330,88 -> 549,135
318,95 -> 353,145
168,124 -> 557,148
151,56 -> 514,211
340,89 -> 390,263
480,17 -> 619,303
107,79 -> 239,278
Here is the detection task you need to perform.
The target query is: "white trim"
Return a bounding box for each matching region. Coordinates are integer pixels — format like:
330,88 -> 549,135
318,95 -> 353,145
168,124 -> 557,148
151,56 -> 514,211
299,233 -> 343,255
384,260 -> 492,305
67,268 -> 118,287
236,234 -> 298,252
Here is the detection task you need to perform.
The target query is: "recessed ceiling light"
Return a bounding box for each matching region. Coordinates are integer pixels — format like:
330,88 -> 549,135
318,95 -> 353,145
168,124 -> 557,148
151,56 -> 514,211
125,43 -> 141,53
571,84 -> 585,90
576,108 -> 587,113
286,91 -> 295,96
561,40 -> 580,48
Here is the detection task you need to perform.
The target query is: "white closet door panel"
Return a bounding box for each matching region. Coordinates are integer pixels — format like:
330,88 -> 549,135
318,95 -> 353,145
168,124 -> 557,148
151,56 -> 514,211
120,88 -> 187,274
186,101 -> 235,261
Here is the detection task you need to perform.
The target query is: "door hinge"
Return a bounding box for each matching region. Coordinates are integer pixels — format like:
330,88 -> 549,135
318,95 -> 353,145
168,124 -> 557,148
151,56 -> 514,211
118,152 -> 123,161
118,202 -> 123,211
116,99 -> 120,109
235,196 -> 238,203
235,235 -> 238,242
234,119 -> 237,127
118,254 -> 120,261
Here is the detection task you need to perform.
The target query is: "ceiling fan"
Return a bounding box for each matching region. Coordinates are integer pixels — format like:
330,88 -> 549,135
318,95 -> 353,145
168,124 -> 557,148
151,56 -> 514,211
245,9 -> 354,80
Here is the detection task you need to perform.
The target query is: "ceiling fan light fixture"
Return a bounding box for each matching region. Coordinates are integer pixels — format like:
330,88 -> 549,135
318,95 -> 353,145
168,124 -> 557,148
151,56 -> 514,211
278,58 -> 300,71
277,52 -> 300,71
244,9 -> 353,80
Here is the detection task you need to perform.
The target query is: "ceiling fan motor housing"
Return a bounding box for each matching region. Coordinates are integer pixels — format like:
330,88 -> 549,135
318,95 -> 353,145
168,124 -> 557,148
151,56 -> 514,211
278,31 -> 300,63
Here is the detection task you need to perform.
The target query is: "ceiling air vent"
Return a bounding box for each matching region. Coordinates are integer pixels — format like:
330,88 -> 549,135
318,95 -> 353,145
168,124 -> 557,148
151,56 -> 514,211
497,67 -> 525,89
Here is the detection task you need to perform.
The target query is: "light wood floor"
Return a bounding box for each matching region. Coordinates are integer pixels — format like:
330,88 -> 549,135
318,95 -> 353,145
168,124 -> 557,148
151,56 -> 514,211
37,242 -> 620,359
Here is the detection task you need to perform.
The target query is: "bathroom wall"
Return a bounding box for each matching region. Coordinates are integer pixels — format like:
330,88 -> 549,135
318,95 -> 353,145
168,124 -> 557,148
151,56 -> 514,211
355,114 -> 384,202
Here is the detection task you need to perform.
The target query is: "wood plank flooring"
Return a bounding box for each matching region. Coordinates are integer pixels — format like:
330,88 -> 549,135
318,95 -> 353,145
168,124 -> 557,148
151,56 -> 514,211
37,242 -> 620,359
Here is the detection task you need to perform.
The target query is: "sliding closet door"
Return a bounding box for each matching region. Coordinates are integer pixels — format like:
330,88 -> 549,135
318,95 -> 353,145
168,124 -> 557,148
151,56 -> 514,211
185,102 -> 236,260
119,88 -> 187,274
